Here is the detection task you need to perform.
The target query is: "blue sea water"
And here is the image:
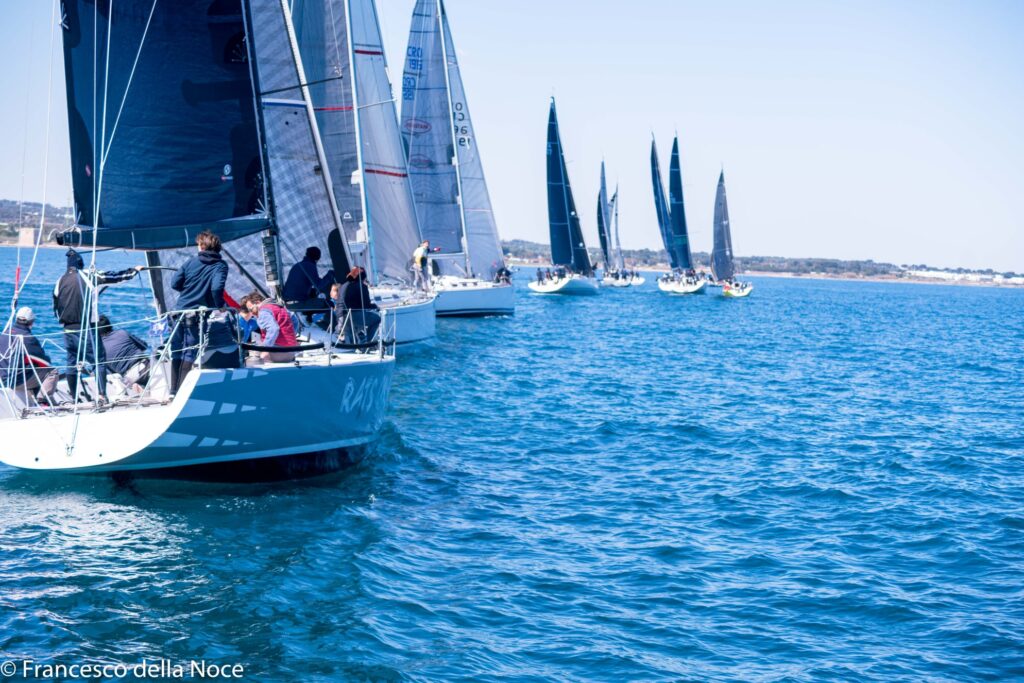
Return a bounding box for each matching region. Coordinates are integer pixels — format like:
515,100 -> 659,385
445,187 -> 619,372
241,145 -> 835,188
1,247 -> 1022,681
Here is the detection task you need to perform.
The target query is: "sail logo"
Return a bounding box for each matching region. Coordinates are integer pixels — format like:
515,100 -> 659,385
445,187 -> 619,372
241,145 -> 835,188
221,164 -> 233,181
403,118 -> 431,134
407,155 -> 434,170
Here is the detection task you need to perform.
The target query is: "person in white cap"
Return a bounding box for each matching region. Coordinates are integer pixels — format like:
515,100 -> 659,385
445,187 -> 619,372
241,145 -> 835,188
0,307 -> 58,404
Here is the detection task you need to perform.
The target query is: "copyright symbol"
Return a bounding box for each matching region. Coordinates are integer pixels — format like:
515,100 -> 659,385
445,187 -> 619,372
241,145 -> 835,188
0,661 -> 17,677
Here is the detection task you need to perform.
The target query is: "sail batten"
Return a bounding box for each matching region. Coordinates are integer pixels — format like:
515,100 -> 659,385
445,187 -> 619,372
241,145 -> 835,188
546,100 -> 591,274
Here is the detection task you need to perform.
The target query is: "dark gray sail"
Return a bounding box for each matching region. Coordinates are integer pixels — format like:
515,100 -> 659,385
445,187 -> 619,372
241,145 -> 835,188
668,137 -> 693,271
711,171 -> 735,282
59,0 -> 269,249
596,162 -> 612,269
159,0 -> 353,306
650,139 -> 676,270
546,100 -> 591,273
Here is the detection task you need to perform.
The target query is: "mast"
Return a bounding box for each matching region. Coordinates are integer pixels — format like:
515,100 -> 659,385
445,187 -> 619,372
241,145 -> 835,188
435,0 -> 472,276
244,0 -> 284,296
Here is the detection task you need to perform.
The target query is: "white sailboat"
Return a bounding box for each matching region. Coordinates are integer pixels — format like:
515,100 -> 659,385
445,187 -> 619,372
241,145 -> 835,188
0,0 -> 395,477
654,136 -> 707,295
596,166 -> 643,288
292,0 -> 436,343
528,99 -> 599,295
710,170 -> 753,298
401,0 -> 514,316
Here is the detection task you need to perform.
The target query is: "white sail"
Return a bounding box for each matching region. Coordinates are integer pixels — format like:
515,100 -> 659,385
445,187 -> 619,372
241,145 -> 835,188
161,0 -> 351,303
440,5 -> 505,280
349,0 -> 424,285
401,0 -> 465,276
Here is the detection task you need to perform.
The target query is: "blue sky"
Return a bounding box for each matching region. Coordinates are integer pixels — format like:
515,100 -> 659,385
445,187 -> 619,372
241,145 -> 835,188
2,1 -> 1021,271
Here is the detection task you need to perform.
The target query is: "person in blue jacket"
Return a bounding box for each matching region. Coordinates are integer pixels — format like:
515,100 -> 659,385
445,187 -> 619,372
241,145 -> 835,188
282,246 -> 334,305
169,230 -> 229,393
0,307 -> 58,404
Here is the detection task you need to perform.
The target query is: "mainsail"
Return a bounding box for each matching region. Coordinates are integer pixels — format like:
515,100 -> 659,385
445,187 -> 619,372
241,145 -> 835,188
401,0 -> 463,264
546,100 -> 591,274
158,0 -> 353,306
610,187 -> 625,271
668,137 -> 693,271
711,170 -> 735,282
349,0 -> 424,285
59,0 -> 270,249
291,0 -> 364,270
596,162 -> 612,270
650,139 -> 676,270
401,0 -> 505,279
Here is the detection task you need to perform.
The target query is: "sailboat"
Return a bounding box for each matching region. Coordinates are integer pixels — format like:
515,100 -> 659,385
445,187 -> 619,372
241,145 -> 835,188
400,0 -> 515,316
608,186 -> 644,287
528,99 -> 599,295
654,136 -> 706,295
711,170 -> 752,297
596,164 -> 638,287
0,0 -> 395,476
292,0 -> 436,343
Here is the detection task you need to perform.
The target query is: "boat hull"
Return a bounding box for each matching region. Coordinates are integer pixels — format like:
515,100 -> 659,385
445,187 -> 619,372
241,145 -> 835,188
722,284 -> 753,298
658,279 -> 707,295
0,356 -> 394,475
374,289 -> 436,343
433,278 -> 515,316
527,275 -> 600,295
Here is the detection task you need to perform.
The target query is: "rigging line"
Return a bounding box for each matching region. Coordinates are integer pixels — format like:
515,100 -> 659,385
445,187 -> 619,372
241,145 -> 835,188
12,0 -> 61,329
15,11 -> 39,290
260,74 -> 346,98
99,0 -> 159,172
327,0 -> 344,89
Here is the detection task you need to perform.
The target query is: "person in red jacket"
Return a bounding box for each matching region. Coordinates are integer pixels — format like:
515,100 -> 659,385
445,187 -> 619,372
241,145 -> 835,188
240,292 -> 298,363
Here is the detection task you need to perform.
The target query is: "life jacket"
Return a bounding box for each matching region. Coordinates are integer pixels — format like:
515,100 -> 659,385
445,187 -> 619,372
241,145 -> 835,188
258,302 -> 298,347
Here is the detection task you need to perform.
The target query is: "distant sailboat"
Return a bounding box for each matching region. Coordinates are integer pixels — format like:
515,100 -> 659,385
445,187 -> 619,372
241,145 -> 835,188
597,164 -> 641,287
529,99 -> 599,295
711,170 -> 752,297
0,0 -> 395,476
292,0 -> 437,343
655,136 -> 706,295
400,0 -> 514,316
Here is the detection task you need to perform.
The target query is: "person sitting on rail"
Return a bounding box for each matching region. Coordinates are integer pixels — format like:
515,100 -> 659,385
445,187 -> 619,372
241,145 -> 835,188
337,267 -> 381,345
0,307 -> 58,405
97,315 -> 150,393
240,292 -> 298,363
282,246 -> 335,306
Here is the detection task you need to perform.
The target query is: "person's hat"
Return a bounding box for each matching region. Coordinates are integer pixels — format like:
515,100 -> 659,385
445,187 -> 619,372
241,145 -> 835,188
66,248 -> 84,269
15,307 -> 35,324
